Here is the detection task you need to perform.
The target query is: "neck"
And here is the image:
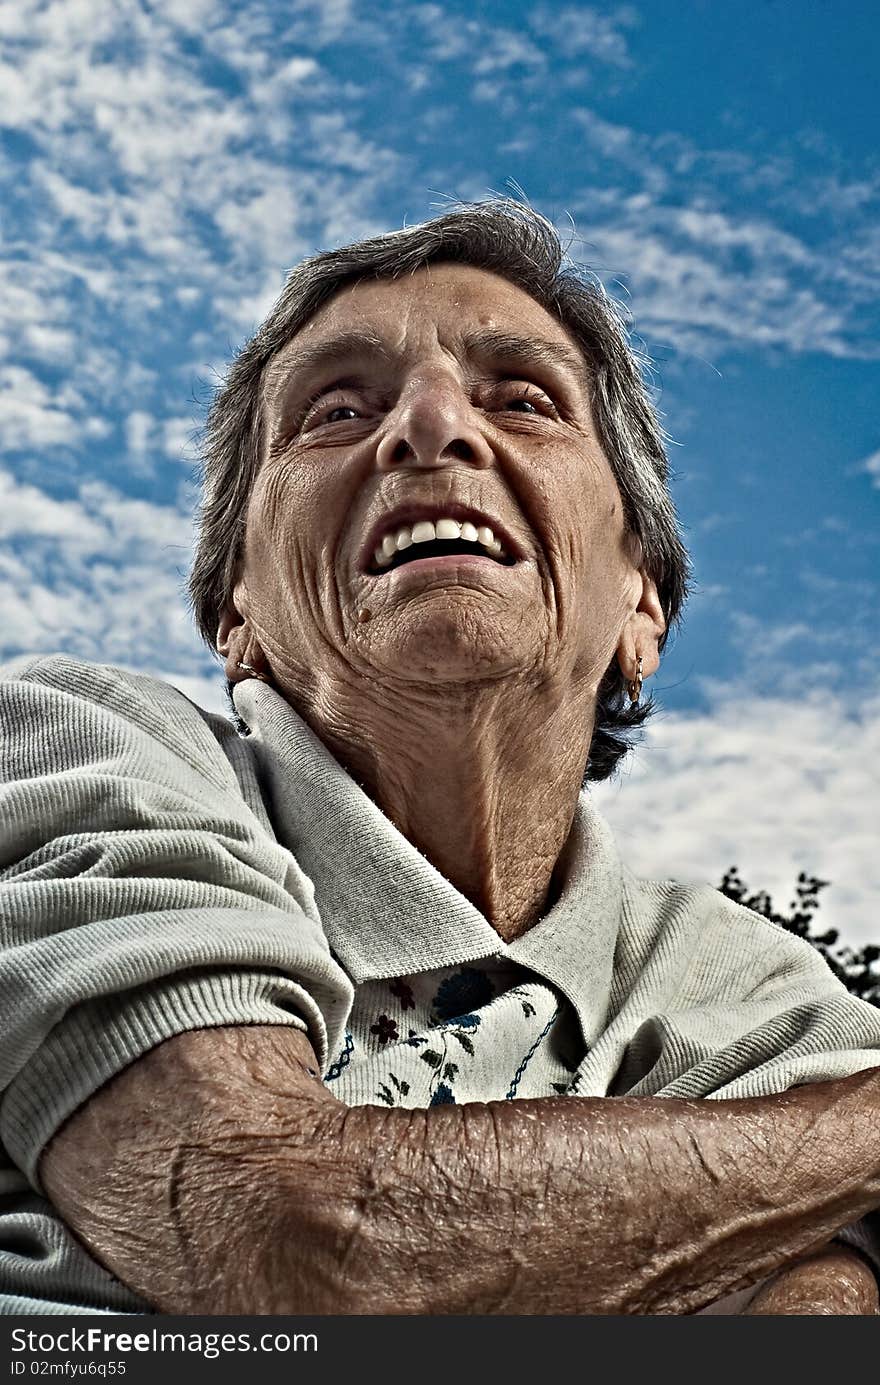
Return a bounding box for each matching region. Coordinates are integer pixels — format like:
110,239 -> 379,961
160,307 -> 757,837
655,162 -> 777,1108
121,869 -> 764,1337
290,675 -> 594,942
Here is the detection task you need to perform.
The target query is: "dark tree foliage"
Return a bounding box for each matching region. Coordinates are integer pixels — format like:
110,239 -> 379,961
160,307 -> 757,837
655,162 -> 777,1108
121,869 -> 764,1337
719,867 -> 880,1008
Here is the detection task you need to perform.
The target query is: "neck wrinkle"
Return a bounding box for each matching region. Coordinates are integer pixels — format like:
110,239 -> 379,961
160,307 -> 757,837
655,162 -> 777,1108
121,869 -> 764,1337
266,669 -> 595,942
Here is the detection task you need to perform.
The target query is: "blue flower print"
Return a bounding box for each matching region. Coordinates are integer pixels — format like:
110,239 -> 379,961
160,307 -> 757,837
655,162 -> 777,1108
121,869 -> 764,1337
443,1012 -> 480,1030
432,968 -> 494,1022
429,1083 -> 456,1105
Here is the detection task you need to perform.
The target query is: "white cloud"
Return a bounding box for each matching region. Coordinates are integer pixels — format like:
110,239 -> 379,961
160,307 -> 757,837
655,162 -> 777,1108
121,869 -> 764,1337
0,468 -> 104,543
472,29 -> 547,76
162,415 -> 201,462
158,667 -> 230,716
570,205 -> 858,359
592,685 -> 880,950
566,113 -> 880,360
530,6 -> 636,66
4,0 -> 391,289
0,467 -> 206,672
0,366 -> 84,450
861,450 -> 880,488
125,410 -> 154,458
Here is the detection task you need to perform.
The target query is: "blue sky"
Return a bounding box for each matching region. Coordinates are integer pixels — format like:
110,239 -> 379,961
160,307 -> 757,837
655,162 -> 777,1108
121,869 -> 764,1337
1,0 -> 878,942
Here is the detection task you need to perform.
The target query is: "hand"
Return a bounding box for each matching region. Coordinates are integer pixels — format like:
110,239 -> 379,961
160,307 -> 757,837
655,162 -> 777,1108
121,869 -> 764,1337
742,1245 -> 879,1315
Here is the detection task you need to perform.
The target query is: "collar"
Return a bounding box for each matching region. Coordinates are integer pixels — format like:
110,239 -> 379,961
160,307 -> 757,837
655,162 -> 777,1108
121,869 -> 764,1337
234,681 -> 624,1047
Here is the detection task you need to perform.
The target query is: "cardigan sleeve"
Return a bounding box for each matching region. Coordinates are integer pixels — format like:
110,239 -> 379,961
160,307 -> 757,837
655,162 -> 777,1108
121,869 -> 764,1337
0,654 -> 354,1190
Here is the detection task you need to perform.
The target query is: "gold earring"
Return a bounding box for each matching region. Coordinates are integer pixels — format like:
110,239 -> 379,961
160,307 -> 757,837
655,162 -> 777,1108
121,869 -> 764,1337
237,661 -> 271,684
628,656 -> 643,705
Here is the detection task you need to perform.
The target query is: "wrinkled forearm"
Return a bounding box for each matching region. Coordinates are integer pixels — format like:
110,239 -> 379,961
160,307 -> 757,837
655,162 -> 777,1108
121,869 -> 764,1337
743,1246 -> 879,1315
41,1027 -> 880,1316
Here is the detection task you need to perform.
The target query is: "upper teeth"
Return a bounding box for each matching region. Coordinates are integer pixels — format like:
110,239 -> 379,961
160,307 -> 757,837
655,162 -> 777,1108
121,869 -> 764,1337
373,516 -> 507,568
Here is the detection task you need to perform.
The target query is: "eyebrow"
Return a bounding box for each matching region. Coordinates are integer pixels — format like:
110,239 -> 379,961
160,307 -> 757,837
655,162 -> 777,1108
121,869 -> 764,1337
265,329 -> 392,411
460,330 -> 591,392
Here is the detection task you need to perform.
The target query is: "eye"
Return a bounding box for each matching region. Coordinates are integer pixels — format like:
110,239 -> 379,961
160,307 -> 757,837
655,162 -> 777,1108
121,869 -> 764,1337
324,405 -> 361,424
495,383 -> 559,418
300,388 -> 368,431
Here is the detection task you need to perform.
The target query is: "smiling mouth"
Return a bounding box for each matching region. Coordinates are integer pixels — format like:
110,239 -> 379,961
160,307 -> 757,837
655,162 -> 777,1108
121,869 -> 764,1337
367,537 -> 518,576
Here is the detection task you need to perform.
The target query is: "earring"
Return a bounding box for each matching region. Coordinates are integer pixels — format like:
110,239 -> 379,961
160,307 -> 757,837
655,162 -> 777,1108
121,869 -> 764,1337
237,661 -> 271,684
628,655 -> 643,705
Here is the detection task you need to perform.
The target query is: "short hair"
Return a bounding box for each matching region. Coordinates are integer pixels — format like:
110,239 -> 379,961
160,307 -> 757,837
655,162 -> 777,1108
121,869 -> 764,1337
189,198 -> 690,781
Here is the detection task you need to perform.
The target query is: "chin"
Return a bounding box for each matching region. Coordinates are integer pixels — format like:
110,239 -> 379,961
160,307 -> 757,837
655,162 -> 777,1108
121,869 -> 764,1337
365,612 -> 531,685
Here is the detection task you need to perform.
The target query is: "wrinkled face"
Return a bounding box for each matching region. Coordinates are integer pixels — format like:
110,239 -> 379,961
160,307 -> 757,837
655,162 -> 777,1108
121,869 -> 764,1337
226,264 -> 647,703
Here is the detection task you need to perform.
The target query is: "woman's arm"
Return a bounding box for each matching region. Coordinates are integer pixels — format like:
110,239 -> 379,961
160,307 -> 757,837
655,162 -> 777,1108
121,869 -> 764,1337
743,1246 -> 879,1315
41,1025 -> 880,1316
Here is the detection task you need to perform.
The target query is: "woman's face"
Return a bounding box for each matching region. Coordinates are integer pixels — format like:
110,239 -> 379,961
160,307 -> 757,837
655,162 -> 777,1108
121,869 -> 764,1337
222,264 -> 656,707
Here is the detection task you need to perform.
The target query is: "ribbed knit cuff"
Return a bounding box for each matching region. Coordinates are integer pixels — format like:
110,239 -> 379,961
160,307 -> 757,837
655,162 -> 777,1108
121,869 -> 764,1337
4,967 -> 322,1190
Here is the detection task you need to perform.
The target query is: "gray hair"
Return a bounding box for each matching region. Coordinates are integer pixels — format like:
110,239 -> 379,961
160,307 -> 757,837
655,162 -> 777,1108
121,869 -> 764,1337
189,199 -> 690,781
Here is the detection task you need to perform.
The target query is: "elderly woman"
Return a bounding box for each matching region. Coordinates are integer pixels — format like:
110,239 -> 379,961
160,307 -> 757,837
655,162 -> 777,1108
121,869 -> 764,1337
2,202 -> 880,1317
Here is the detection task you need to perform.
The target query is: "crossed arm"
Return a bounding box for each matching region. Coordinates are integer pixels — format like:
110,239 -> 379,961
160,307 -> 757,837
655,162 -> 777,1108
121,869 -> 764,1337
41,1025 -> 880,1316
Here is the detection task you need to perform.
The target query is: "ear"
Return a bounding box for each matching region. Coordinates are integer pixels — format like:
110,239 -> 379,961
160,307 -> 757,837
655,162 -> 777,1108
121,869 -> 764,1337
616,573 -> 666,684
216,603 -> 269,684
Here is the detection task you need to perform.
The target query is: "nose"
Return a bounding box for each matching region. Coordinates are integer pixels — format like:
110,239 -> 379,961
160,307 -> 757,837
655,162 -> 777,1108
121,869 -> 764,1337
375,371 -> 494,472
